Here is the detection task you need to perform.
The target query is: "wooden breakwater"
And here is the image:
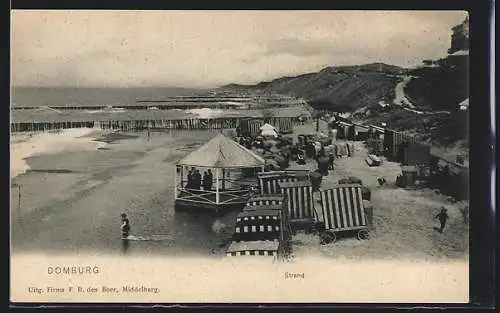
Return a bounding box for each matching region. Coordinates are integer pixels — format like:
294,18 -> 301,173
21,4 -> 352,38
10,116 -> 302,133
10,121 -> 96,132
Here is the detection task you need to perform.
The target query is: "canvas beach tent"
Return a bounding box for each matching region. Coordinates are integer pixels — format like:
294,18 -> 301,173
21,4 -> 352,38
260,123 -> 279,138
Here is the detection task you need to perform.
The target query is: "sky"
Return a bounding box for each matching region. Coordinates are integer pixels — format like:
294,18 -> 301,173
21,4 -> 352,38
11,10 -> 468,88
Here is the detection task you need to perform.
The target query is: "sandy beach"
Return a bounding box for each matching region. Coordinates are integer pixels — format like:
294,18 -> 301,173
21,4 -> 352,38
10,128 -> 107,179
9,120 -> 469,305
10,121 -> 468,262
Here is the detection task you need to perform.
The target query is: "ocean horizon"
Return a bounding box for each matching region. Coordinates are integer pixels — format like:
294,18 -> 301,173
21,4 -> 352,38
11,86 -> 211,107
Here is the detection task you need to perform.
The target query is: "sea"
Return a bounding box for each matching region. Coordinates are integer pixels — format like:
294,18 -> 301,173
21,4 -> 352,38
11,86 -> 208,107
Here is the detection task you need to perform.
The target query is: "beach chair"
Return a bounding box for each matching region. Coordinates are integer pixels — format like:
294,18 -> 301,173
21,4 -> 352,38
243,203 -> 292,255
246,194 -> 286,207
225,240 -> 281,260
399,165 -> 418,188
257,171 -> 305,194
233,209 -> 282,242
318,184 -> 370,243
278,181 -> 319,231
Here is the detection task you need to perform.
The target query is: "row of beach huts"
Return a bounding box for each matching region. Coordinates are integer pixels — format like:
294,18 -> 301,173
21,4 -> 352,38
221,115 -> 468,260
223,171 -> 371,261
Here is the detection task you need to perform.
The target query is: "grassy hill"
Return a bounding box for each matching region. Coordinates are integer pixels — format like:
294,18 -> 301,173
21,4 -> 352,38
220,63 -> 404,112
405,56 -> 468,112
219,17 -> 469,150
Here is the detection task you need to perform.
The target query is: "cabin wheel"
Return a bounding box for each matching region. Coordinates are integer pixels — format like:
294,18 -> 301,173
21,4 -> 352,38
357,229 -> 370,240
320,231 -> 336,245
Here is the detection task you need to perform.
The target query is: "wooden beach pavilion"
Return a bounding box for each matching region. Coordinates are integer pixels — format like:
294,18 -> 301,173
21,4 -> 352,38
174,133 -> 266,214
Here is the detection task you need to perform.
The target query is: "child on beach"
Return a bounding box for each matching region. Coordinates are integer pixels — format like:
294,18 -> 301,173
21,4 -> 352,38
121,213 -> 131,239
435,207 -> 449,233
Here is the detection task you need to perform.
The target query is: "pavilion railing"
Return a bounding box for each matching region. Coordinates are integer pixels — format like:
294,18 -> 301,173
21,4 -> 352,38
176,188 -> 218,204
217,189 -> 252,204
176,187 -> 252,205
179,177 -> 259,190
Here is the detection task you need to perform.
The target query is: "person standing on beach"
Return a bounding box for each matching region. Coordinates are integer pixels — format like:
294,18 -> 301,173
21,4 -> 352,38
202,171 -> 210,190
194,170 -> 202,190
121,213 -> 131,239
461,204 -> 469,224
207,169 -> 214,190
435,207 -> 449,233
186,167 -> 195,189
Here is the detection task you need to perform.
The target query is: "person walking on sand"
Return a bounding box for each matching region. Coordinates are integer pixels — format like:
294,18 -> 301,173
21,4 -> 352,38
121,213 -> 131,239
435,207 -> 449,233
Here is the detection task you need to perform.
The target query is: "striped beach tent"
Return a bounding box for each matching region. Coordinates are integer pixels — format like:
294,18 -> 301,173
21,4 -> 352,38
239,118 -> 263,137
225,240 -> 280,258
249,120 -> 264,137
319,184 -> 369,241
273,117 -> 293,134
257,171 -> 305,194
278,181 -> 317,224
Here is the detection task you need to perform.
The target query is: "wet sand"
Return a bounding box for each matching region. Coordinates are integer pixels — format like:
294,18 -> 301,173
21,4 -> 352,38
10,128 -> 236,257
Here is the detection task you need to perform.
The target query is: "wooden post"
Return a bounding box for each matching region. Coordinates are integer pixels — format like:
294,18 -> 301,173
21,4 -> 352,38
18,184 -> 21,213
222,168 -> 226,189
216,168 -> 220,204
174,165 -> 178,199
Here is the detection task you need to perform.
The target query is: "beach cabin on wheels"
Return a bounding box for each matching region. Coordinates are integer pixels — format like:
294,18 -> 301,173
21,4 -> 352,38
318,184 -> 370,243
278,181 -> 319,232
383,129 -> 417,162
257,170 -> 309,195
174,133 -> 265,215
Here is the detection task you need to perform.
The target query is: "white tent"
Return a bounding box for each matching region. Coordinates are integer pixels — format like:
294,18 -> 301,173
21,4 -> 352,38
260,123 -> 276,131
260,123 -> 278,138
